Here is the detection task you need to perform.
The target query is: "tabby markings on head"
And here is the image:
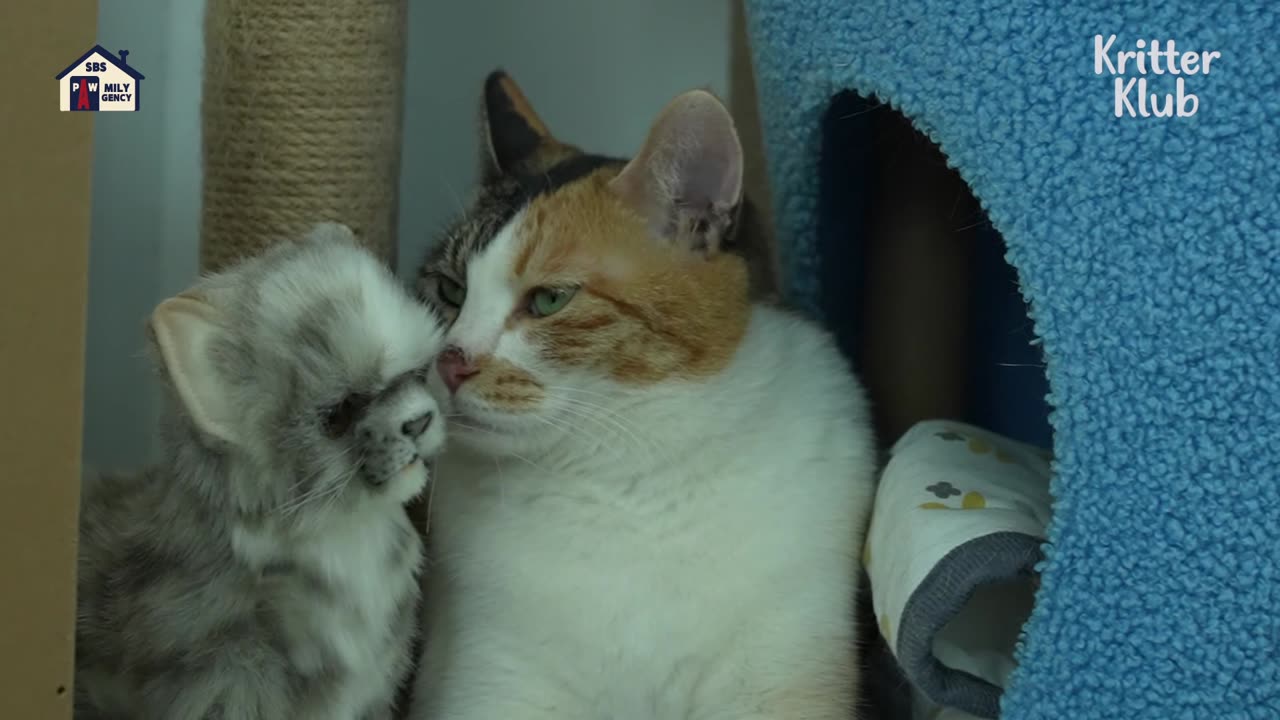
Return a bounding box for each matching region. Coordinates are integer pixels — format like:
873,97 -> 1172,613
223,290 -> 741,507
418,71 -> 755,422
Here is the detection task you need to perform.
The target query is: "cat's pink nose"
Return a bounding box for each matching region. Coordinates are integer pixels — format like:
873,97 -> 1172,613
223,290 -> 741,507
438,346 -> 479,394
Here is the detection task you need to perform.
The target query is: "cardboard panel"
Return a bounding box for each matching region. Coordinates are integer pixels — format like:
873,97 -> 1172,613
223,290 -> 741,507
0,2 -> 97,718
728,0 -> 776,252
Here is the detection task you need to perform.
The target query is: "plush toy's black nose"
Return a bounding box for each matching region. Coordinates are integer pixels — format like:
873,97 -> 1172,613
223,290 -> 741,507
401,411 -> 434,439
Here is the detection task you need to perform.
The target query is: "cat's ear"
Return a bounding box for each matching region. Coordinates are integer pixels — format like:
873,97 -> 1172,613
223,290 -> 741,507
148,294 -> 240,446
479,70 -> 577,178
608,89 -> 743,255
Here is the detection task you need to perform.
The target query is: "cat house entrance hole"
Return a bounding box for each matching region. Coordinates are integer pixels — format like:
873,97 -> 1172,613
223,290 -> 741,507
815,92 -> 1053,452
814,93 -> 1054,719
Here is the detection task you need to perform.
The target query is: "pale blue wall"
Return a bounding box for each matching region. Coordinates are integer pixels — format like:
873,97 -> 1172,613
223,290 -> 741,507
82,0 -> 732,469
83,0 -> 203,471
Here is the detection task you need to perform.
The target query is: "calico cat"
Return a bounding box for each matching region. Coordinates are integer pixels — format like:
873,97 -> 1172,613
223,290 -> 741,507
75,224 -> 446,720
409,73 -> 877,719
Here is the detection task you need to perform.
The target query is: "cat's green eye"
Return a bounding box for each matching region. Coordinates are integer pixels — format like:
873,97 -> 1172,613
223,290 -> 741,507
529,286 -> 578,317
437,275 -> 466,307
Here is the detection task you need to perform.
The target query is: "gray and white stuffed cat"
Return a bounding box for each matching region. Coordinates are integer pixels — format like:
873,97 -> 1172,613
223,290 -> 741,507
75,223 -> 447,720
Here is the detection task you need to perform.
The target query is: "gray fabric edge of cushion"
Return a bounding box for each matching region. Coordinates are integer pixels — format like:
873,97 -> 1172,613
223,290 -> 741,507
895,530 -> 1045,719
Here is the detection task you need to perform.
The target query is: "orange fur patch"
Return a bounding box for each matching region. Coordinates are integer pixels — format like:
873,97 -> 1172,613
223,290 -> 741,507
512,168 -> 751,384
465,355 -> 545,411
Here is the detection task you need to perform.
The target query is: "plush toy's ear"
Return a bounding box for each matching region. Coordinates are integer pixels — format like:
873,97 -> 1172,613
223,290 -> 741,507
303,221 -> 358,245
148,294 -> 240,446
608,89 -> 744,255
479,70 -> 578,178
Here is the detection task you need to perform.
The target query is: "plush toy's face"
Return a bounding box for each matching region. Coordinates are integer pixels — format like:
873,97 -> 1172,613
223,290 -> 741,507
150,224 -> 449,517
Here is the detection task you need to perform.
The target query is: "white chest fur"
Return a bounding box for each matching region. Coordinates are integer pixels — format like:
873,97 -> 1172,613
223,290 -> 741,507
415,308 -> 877,720
239,506 -> 422,718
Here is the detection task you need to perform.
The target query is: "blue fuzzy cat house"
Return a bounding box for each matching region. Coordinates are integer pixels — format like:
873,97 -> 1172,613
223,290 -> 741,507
743,1 -> 1280,718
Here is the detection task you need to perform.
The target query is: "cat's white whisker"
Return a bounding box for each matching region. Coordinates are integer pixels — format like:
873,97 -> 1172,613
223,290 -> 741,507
436,174 -> 469,214
552,405 -> 645,455
553,397 -> 667,460
280,476 -> 344,518
543,385 -> 630,402
278,447 -> 361,517
278,481 -> 333,517
454,421 -> 554,475
525,412 -> 586,443
492,455 -> 507,509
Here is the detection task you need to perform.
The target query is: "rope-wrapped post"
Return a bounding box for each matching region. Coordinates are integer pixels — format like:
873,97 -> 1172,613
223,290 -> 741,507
201,0 -> 407,272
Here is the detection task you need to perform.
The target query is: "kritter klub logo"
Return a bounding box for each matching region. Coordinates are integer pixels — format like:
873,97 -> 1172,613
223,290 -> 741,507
56,44 -> 145,112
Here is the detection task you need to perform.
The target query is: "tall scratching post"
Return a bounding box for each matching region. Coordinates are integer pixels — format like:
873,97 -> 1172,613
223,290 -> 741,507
200,9 -> 422,713
200,0 -> 407,271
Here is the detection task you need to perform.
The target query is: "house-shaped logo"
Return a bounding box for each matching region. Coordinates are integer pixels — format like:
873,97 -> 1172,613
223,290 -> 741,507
56,45 -> 144,112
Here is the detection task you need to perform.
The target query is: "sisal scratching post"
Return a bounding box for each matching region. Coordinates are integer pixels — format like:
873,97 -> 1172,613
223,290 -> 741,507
202,9 -> 423,712
200,0 -> 407,272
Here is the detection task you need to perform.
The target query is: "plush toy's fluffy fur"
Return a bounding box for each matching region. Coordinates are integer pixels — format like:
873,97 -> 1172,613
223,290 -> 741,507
76,224 -> 447,720
410,73 -> 876,720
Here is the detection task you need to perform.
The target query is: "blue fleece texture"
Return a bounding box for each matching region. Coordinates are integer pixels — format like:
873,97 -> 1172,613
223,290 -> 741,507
744,1 -> 1280,718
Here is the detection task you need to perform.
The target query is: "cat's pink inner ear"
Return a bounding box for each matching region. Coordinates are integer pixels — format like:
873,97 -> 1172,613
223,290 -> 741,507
609,90 -> 744,252
149,295 -> 240,447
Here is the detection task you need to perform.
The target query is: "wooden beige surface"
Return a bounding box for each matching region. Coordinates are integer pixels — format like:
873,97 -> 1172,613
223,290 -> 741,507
0,2 -> 96,719
728,0 -> 779,277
